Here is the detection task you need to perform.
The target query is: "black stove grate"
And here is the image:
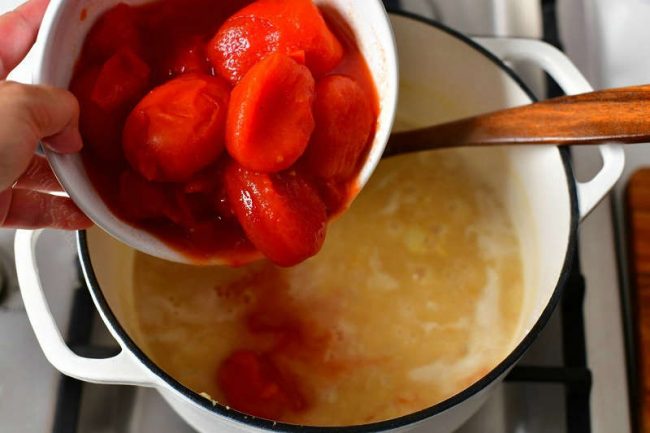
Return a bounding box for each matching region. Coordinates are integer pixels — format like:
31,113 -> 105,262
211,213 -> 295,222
52,1 -> 593,432
503,260 -> 593,433
541,1 -> 593,428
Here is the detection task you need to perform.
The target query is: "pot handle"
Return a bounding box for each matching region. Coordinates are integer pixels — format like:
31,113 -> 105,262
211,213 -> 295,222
14,229 -> 154,386
474,37 -> 625,220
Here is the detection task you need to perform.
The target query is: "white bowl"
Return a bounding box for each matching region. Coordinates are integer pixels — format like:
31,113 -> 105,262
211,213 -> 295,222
33,0 -> 398,265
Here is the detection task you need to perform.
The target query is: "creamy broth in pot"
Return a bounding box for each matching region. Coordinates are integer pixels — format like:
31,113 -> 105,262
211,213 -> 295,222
129,150 -> 524,426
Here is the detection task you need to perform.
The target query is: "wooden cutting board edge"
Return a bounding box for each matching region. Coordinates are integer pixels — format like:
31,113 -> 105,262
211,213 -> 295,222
625,168 -> 650,433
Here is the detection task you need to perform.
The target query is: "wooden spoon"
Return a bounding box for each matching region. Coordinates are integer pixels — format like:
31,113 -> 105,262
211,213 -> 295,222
384,84 -> 650,157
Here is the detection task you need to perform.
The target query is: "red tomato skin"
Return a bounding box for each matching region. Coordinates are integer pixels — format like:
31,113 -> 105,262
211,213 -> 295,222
226,54 -> 315,173
224,163 -> 327,267
123,73 -> 230,182
302,75 -> 374,180
91,47 -> 151,112
207,0 -> 343,84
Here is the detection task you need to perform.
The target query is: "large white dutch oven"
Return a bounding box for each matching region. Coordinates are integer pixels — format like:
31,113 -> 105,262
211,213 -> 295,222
15,12 -> 624,433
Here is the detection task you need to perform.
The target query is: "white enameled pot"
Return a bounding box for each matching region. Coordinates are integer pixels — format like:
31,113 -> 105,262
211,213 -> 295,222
16,13 -> 624,433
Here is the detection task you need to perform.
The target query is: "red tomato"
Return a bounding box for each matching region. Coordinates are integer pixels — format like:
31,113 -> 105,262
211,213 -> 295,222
225,163 -> 327,267
208,15 -> 281,85
123,74 -> 230,182
84,3 -> 142,62
91,47 -> 151,111
162,36 -> 211,80
207,0 -> 343,84
226,54 -> 315,173
70,66 -> 125,166
217,350 -> 307,420
302,75 -> 374,179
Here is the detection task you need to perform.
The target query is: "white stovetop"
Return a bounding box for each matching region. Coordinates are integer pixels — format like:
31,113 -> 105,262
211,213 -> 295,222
0,1 -> 635,433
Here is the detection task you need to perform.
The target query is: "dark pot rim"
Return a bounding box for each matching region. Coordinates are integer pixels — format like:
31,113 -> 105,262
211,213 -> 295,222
77,10 -> 578,433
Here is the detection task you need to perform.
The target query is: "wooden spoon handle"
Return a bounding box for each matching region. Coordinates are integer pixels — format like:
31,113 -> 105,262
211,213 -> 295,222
385,84 -> 650,157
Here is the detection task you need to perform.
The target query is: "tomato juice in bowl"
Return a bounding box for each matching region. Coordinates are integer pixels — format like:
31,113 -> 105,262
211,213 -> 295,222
36,0 -> 398,266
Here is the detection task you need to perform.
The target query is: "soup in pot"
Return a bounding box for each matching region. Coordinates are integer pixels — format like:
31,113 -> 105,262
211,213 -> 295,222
129,149 -> 524,425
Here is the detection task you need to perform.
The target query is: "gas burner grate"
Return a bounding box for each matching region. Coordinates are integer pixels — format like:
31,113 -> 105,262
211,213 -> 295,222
504,264 -> 592,433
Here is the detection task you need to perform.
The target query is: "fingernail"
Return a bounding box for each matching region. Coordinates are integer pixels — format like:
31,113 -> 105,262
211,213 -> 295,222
43,127 -> 84,153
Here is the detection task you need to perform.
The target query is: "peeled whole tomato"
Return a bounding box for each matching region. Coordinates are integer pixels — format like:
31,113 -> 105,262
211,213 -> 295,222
207,0 -> 343,84
208,15 -> 281,85
302,75 -> 374,180
91,47 -> 151,112
225,162 -> 327,267
123,74 -> 230,182
226,53 -> 315,173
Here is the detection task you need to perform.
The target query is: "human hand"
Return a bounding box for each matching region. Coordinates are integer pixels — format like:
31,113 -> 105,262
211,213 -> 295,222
0,0 -> 92,229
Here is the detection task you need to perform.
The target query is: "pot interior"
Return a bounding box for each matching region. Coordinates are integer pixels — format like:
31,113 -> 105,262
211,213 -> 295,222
391,13 -> 573,345
82,12 -> 575,432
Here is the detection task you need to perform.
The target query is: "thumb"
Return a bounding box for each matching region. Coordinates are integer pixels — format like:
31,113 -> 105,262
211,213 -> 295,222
0,81 -> 83,189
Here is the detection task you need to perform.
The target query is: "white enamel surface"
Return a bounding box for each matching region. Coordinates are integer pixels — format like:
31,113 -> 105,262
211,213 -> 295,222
14,230 -> 152,386
393,14 -> 569,351
17,12 -> 624,433
475,37 -> 625,220
33,0 -> 398,265
158,376 -> 501,433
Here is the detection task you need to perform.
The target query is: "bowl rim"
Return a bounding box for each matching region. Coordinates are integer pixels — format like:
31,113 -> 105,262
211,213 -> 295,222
37,0 -> 399,266
77,10 -> 579,433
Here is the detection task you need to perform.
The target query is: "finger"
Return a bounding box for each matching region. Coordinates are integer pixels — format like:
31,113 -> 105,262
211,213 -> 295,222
0,82 -> 82,189
5,82 -> 83,148
0,0 -> 50,79
44,122 -> 84,153
0,188 -> 92,230
0,189 -> 10,226
13,154 -> 64,193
